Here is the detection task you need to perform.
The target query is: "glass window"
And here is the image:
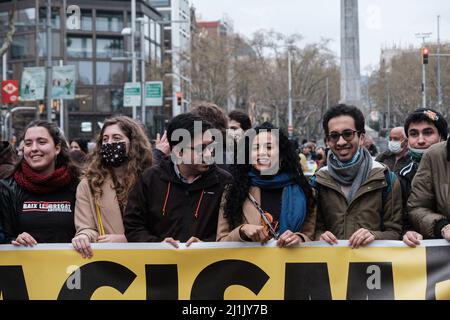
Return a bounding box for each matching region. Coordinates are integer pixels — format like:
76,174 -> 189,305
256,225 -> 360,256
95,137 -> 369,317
145,39 -> 150,61
110,63 -> 124,85
38,32 -> 61,57
96,62 -> 111,85
155,23 -> 161,44
96,88 -> 112,112
160,11 -> 171,21
144,16 -> 150,38
15,8 -> 36,32
39,8 -> 60,28
111,88 -> 124,113
164,29 -> 171,50
0,12 -> 7,29
11,34 -> 35,59
80,12 -> 93,31
67,88 -> 93,112
96,12 -> 124,32
155,44 -> 162,67
151,42 -> 156,62
96,62 -> 124,85
67,37 -> 93,58
149,20 -> 155,40
149,0 -> 171,7
96,37 -> 123,58
67,61 -> 93,85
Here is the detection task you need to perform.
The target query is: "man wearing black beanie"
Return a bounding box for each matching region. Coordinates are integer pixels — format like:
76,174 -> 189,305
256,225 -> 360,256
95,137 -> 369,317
399,109 -> 449,247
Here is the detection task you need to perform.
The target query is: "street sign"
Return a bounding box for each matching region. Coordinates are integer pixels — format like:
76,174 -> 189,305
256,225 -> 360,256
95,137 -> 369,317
123,82 -> 141,107
52,65 -> 76,99
21,67 -> 46,101
145,81 -> 163,107
2,80 -> 19,104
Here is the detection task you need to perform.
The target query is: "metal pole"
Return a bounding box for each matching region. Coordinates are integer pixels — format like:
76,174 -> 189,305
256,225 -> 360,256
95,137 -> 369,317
131,0 -> 137,120
2,53 -> 6,81
437,15 -> 443,111
326,77 -> 329,110
423,62 -> 426,108
46,0 -> 53,123
288,49 -> 293,138
59,60 -> 64,132
387,82 -> 391,129
140,20 -> 146,125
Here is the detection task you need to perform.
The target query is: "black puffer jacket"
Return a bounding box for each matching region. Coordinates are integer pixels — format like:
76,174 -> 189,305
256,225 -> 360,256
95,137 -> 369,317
0,178 -> 77,244
0,141 -> 18,179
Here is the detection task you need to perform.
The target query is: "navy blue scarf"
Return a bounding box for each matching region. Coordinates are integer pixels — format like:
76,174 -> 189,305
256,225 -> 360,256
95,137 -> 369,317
248,171 -> 307,234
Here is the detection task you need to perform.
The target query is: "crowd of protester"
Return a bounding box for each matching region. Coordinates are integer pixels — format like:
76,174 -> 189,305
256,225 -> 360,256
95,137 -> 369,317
0,103 -> 449,255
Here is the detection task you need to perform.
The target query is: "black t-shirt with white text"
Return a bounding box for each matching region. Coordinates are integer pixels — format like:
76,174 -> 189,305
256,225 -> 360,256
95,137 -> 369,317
18,189 -> 76,243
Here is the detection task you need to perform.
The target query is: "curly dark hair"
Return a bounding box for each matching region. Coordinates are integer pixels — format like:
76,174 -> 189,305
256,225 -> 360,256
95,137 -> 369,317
223,122 -> 313,229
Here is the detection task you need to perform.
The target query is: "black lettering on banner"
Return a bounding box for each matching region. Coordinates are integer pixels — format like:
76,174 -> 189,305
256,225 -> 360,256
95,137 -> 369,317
284,263 -> 332,300
425,245 -> 450,300
346,262 -> 394,300
58,261 -> 136,300
190,260 -> 269,300
145,264 -> 178,300
0,266 -> 29,300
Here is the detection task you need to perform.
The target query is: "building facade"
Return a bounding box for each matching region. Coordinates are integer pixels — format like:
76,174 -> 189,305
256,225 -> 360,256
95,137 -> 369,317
0,0 -> 164,140
149,0 -> 191,116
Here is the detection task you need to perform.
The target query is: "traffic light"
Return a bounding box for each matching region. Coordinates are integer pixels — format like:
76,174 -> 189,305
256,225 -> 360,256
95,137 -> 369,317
176,92 -> 183,106
422,47 -> 429,65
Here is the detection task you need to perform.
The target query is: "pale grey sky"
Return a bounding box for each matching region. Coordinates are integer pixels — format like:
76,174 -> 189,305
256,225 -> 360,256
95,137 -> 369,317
191,0 -> 450,74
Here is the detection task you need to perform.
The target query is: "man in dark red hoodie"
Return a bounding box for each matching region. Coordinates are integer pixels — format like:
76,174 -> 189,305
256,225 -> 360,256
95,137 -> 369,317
0,141 -> 18,179
123,113 -> 232,247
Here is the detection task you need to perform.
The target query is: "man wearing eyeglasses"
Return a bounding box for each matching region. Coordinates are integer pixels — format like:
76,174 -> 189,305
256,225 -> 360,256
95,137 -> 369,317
313,104 -> 403,248
397,109 -> 448,247
123,113 -> 232,248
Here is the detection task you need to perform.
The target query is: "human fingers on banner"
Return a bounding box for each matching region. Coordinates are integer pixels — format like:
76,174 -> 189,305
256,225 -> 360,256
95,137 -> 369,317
72,234 -> 93,259
162,237 -> 180,248
12,232 -> 37,247
403,231 -> 423,248
320,231 -> 338,245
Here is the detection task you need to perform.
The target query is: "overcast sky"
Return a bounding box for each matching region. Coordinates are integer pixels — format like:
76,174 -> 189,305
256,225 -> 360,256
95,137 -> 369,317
191,0 -> 450,75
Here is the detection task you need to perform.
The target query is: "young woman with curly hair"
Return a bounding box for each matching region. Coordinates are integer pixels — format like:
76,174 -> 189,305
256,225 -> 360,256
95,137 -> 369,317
0,120 -> 79,245
217,122 -> 316,247
72,116 -> 153,258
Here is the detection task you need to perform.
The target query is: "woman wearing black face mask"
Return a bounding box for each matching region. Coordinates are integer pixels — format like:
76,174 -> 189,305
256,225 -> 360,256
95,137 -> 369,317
71,116 -> 153,258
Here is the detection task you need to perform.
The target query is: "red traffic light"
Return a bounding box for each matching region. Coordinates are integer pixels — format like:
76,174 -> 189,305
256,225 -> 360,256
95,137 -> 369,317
176,92 -> 183,106
422,47 -> 429,64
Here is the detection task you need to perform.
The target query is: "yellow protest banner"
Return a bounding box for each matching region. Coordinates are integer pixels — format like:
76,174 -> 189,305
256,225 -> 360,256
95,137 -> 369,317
0,240 -> 448,300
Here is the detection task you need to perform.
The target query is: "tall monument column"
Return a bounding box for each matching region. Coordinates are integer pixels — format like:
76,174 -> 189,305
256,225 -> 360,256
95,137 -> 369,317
341,0 -> 361,108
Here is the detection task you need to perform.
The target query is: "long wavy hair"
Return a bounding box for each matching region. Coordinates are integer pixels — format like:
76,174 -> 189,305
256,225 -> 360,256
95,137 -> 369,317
223,122 -> 314,229
83,116 -> 153,209
17,120 -> 79,188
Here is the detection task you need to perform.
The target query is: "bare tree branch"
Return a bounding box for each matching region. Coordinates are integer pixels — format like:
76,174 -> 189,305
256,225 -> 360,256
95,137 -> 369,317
0,0 -> 17,57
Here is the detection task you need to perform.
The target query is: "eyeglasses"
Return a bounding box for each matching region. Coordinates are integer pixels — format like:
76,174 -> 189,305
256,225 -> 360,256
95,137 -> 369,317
327,130 -> 360,143
189,142 -> 217,155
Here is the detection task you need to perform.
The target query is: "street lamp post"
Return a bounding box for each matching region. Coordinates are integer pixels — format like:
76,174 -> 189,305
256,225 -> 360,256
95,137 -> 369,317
137,18 -> 146,125
287,49 -> 293,139
46,0 -> 53,123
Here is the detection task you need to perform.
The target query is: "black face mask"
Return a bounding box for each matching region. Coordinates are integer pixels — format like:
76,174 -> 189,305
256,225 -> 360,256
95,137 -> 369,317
101,142 -> 127,167
316,154 -> 323,161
